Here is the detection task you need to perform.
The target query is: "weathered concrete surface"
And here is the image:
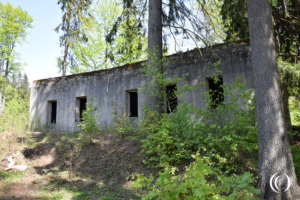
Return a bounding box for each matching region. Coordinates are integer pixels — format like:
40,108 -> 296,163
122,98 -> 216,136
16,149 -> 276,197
30,41 -> 253,132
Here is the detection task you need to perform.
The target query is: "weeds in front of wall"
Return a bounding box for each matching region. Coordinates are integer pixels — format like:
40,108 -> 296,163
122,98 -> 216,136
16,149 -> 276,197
77,98 -> 100,144
110,101 -> 135,137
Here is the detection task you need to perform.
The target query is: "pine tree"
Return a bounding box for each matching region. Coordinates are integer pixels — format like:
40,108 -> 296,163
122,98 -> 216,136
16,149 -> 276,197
247,0 -> 300,198
56,0 -> 92,76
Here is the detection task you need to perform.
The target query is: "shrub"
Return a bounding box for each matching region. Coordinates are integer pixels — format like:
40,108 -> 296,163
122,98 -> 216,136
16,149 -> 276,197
77,98 -> 99,143
131,154 -> 260,200
140,104 -> 196,167
140,77 -> 258,172
111,102 -> 135,137
289,97 -> 300,126
291,143 -> 300,177
0,84 -> 29,134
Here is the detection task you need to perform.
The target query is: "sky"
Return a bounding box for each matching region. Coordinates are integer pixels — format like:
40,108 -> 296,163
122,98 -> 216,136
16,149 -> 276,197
2,0 -> 199,85
3,0 -> 63,84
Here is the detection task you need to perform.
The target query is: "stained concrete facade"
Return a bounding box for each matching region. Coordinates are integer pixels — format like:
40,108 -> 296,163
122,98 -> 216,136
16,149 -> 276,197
30,41 -> 253,132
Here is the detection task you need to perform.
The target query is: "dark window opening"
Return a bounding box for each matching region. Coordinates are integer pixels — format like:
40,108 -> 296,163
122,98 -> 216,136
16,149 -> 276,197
207,76 -> 224,109
79,97 -> 87,121
49,101 -> 57,124
129,91 -> 138,117
166,84 -> 178,113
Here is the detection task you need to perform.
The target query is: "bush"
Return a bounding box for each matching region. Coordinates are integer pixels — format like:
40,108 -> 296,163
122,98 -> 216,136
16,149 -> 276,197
140,77 -> 258,172
77,98 -> 99,143
131,154 -> 260,200
0,84 -> 29,134
140,104 -> 197,167
111,102 -> 135,137
291,144 -> 300,177
289,97 -> 300,126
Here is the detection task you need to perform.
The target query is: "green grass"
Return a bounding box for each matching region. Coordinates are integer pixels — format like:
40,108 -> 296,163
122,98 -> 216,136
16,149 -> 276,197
0,171 -> 25,184
30,172 -> 141,200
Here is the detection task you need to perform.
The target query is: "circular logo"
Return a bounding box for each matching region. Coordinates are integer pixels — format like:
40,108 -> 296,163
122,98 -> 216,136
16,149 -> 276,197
270,173 -> 291,193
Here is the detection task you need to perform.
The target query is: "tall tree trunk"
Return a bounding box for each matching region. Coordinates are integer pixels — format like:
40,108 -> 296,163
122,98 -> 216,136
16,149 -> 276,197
281,71 -> 294,145
0,85 -> 3,114
62,43 -> 69,76
0,58 -> 9,114
148,0 -> 162,58
148,0 -> 164,113
0,67 -> 3,114
62,6 -> 71,77
273,10 -> 294,144
247,0 -> 300,199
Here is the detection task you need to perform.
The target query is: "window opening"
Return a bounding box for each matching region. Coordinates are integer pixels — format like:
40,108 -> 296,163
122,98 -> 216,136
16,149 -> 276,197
128,91 -> 138,117
166,84 -> 178,113
49,101 -> 57,124
76,97 -> 87,122
207,76 -> 224,109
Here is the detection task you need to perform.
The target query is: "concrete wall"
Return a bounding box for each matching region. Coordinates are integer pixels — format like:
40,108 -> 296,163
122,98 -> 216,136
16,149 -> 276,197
30,41 -> 253,132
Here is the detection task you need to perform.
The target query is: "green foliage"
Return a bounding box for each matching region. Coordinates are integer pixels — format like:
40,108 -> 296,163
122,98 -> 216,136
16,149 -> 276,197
0,2 -> 33,62
289,97 -> 300,126
196,0 -> 226,43
140,51 -> 198,112
221,0 -> 300,65
111,102 -> 135,136
291,145 -> 300,177
0,171 -> 25,185
71,0 -> 147,73
140,76 -> 258,172
131,154 -> 260,200
0,76 -> 30,133
56,0 -> 92,75
278,59 -> 300,100
0,2 -> 33,115
196,78 -> 257,172
221,0 -> 249,41
140,104 -> 196,167
77,98 -> 99,143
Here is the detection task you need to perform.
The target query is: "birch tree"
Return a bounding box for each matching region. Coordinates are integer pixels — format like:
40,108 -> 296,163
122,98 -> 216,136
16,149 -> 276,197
0,2 -> 33,114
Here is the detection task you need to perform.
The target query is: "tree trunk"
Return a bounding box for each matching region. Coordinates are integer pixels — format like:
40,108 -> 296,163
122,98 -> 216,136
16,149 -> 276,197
62,44 -> 69,76
0,72 -> 3,114
247,0 -> 300,199
62,7 -> 71,77
0,86 -> 3,114
0,58 -> 9,114
280,71 -> 294,145
148,0 -> 164,113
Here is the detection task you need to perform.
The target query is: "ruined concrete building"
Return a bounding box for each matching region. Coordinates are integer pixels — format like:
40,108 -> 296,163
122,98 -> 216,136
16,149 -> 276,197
30,41 -> 253,132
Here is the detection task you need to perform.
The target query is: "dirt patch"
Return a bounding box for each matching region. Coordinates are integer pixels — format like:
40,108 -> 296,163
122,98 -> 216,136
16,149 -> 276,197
0,174 -> 40,200
46,133 -> 157,186
0,132 -> 156,199
23,143 -> 55,159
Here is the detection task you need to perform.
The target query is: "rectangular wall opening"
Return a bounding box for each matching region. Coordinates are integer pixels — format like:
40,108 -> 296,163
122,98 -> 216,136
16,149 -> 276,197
128,91 -> 138,117
166,84 -> 178,113
49,101 -> 57,124
207,76 -> 224,109
76,97 -> 87,122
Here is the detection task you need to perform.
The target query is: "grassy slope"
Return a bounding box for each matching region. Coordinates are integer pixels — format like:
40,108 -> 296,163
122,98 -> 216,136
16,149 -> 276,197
0,131 -> 156,200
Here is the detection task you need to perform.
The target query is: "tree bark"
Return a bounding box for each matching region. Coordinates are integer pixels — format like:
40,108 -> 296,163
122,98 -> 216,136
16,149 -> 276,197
247,0 -> 300,199
148,0 -> 164,113
280,71 -> 294,144
62,3 -> 71,77
0,58 -> 9,114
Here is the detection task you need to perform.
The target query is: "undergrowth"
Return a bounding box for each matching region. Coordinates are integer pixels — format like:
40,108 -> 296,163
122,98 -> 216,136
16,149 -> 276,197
139,77 -> 258,174
131,153 -> 260,200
